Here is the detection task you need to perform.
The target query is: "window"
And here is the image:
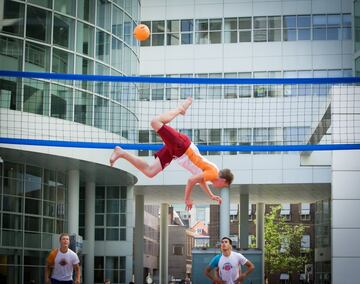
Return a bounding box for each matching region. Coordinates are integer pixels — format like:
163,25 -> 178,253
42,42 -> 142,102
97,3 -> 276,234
26,6 -> 52,43
167,20 -> 180,45
209,19 -> 222,44
239,17 -> 252,42
53,14 -> 75,49
280,203 -> 291,220
238,128 -> 251,154
249,205 -> 253,221
268,16 -> 281,41
230,204 -> 238,221
195,19 -> 209,44
224,128 -> 237,155
94,256 -> 126,284
297,15 -> 311,40
283,15 -> 296,41
224,18 -> 237,43
181,19 -> 193,44
300,203 -> 311,220
95,186 -> 127,241
2,0 -> 24,37
152,21 -> 165,46
301,235 -> 311,251
253,17 -> 267,42
224,73 -> 238,98
280,273 -> 289,284
283,127 -> 310,145
253,72 -> 268,97
238,72 -> 252,97
173,245 -> 184,255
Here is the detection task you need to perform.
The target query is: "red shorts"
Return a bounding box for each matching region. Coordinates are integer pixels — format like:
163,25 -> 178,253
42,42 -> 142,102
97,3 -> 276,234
154,124 -> 191,169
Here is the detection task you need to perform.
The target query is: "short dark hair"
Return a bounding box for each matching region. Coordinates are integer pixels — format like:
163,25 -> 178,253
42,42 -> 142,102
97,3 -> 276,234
219,169 -> 234,186
221,236 -> 232,245
59,233 -> 69,241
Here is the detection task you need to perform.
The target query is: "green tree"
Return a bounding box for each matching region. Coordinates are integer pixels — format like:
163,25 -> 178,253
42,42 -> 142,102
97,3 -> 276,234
264,206 -> 309,283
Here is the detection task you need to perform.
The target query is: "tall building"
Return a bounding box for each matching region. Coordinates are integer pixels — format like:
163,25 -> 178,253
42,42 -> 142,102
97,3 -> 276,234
0,1 -> 359,284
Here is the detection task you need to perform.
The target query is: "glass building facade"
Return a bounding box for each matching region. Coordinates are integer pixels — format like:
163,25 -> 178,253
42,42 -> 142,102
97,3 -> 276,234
0,160 -> 68,283
0,0 -> 140,140
0,1 -> 140,283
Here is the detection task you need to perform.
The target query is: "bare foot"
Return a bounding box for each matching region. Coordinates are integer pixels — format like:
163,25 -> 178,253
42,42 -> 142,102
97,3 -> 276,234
109,146 -> 125,167
179,97 -> 193,115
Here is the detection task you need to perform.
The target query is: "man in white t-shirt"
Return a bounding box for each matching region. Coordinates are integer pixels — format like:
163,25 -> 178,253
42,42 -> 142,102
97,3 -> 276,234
204,237 -> 255,284
45,233 -> 81,284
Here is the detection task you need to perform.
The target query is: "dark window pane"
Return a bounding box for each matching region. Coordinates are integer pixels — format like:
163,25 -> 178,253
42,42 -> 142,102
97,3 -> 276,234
283,29 -> 296,41
2,0 -> 25,36
181,19 -> 193,32
298,29 -> 311,40
26,6 -> 51,43
181,33 -> 193,44
297,15 -> 311,28
283,16 -> 296,28
53,14 -> 74,49
327,28 -> 340,40
313,28 -> 326,40
239,17 -> 252,29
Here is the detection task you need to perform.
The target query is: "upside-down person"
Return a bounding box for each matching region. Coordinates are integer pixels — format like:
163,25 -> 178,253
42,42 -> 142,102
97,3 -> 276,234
110,97 -> 234,210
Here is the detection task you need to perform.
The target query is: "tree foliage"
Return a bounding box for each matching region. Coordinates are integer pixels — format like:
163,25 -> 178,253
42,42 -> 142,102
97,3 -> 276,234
264,206 -> 309,281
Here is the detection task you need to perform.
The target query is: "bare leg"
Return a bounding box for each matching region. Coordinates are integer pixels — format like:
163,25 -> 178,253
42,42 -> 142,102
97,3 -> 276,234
151,97 -> 192,131
109,146 -> 162,177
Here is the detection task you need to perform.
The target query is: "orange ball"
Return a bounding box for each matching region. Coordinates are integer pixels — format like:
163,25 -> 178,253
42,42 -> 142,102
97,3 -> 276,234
133,24 -> 150,41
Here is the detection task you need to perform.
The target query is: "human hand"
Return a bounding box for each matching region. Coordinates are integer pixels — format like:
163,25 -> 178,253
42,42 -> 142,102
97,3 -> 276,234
211,195 -> 222,205
185,199 -> 193,211
236,272 -> 246,283
45,279 -> 51,284
74,280 -> 81,284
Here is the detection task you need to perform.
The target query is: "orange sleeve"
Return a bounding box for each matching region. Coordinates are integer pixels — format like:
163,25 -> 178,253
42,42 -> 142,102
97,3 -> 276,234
46,248 -> 58,267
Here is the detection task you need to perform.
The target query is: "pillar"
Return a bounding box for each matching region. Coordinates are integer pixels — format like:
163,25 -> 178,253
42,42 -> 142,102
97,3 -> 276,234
85,181 -> 95,284
160,203 -> 169,284
68,169 -> 80,234
331,86 -> 360,284
239,193 -> 249,249
220,187 -> 230,238
134,195 -> 144,284
256,202 -> 265,284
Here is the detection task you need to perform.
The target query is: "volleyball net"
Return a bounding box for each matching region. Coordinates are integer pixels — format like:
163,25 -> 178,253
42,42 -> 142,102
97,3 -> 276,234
0,70 -> 359,153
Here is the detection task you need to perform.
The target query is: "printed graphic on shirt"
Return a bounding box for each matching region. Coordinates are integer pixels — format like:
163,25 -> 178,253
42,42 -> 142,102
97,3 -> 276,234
222,262 -> 233,271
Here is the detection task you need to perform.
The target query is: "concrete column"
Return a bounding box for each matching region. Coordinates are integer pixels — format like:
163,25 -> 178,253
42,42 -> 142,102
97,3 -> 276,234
68,169 -> 80,234
331,86 -> 360,284
256,202 -> 265,284
239,193 -> 249,249
220,187 -> 230,238
160,203 -> 169,284
134,195 -> 144,284
85,181 -> 95,284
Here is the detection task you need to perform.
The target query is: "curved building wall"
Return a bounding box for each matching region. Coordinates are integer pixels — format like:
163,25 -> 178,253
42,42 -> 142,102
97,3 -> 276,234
0,0 -> 140,141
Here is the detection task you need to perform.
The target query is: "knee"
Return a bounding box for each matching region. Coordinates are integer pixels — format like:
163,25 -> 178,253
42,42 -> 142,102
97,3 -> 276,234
145,170 -> 157,178
151,117 -> 162,131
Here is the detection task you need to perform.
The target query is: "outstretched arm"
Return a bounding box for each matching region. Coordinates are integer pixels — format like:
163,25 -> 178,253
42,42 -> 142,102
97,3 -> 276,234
199,181 -> 222,205
184,173 -> 204,210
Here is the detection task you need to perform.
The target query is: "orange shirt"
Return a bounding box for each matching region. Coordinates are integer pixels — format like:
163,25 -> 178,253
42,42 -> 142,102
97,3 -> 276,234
176,143 -> 219,181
